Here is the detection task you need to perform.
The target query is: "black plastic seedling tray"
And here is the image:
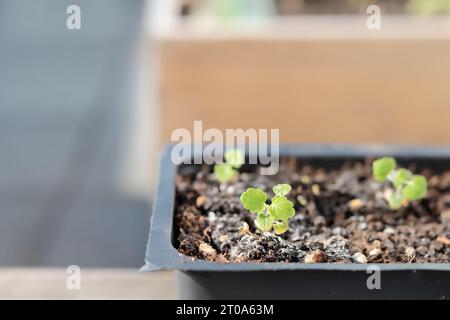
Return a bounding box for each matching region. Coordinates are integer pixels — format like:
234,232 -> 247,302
142,144 -> 450,299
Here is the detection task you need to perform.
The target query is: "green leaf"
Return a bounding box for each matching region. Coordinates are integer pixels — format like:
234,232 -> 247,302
242,184 -> 296,234
254,214 -> 274,232
240,188 -> 267,214
214,164 -> 236,183
373,157 -> 396,182
391,168 -> 412,188
387,192 -> 403,210
273,184 -> 292,196
402,175 -> 427,200
268,196 -> 295,220
224,149 -> 244,169
273,220 -> 289,235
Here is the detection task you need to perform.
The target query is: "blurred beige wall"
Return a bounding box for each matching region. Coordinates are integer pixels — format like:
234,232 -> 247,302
153,17 -> 450,145
158,39 -> 450,144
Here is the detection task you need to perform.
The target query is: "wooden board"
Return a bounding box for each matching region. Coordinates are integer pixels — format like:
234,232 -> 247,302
155,18 -> 450,144
0,268 -> 175,300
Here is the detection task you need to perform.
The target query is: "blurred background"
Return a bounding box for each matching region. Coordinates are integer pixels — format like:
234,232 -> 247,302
1,0 -> 450,298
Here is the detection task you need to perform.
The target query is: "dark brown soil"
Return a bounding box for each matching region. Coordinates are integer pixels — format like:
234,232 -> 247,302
175,158 -> 450,263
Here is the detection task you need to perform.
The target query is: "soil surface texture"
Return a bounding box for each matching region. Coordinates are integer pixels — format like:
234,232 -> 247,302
175,158 -> 450,263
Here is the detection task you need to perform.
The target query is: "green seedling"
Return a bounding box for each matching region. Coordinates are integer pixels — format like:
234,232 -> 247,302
214,149 -> 244,183
372,157 -> 427,209
240,184 -> 295,234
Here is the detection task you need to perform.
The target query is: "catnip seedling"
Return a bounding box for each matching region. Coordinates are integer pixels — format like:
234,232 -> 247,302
372,157 -> 427,209
214,149 -> 244,183
240,184 -> 295,234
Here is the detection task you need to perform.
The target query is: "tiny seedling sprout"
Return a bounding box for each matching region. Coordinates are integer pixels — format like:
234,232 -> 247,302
372,157 -> 427,209
240,184 -> 295,234
214,149 -> 244,183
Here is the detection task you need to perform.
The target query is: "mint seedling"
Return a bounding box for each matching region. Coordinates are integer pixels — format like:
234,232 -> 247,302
372,157 -> 428,209
214,149 -> 244,183
240,184 -> 295,234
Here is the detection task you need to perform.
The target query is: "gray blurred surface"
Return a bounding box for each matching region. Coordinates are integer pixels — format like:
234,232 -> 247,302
0,0 -> 149,267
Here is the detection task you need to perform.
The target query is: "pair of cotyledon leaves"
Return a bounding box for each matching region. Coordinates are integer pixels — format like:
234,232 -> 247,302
214,149 -> 245,183
372,157 -> 427,209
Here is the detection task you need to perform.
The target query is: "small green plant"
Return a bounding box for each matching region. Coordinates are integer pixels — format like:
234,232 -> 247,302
214,149 -> 244,183
240,184 -> 295,234
372,157 -> 428,209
